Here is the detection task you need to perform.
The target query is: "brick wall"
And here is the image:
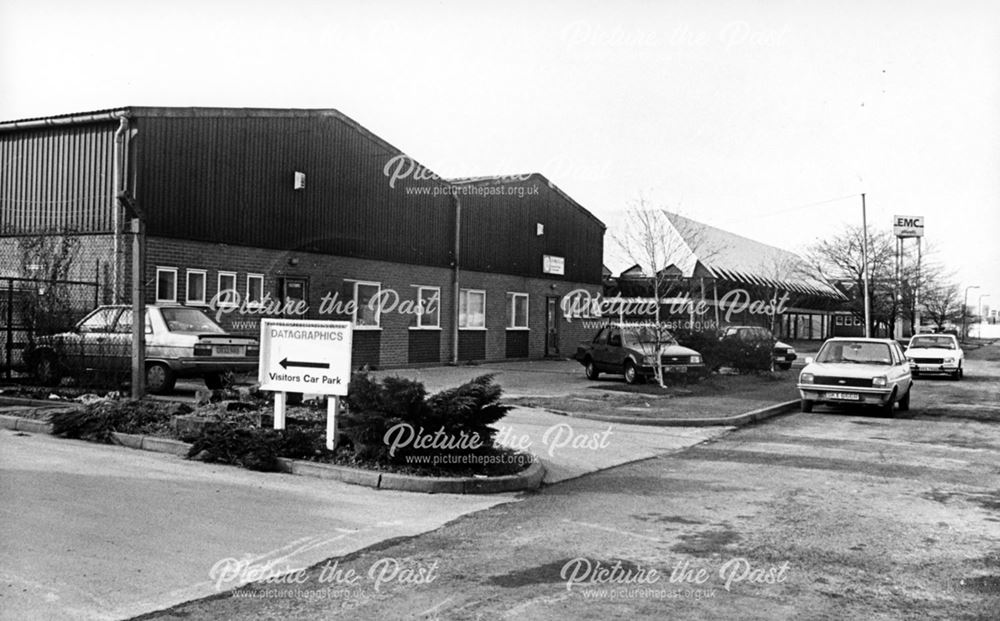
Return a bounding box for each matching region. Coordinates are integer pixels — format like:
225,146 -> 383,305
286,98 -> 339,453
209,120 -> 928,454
139,237 -> 601,368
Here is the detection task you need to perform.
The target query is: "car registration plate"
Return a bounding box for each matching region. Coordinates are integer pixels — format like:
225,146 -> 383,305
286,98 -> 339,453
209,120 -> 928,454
825,392 -> 861,401
213,345 -> 245,356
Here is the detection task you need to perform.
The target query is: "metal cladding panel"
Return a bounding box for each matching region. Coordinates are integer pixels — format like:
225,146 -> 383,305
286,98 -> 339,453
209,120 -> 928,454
458,177 -> 604,284
134,113 -> 454,268
0,122 -> 116,233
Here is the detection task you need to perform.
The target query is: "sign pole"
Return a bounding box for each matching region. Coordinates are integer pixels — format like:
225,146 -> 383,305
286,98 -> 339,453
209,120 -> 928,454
326,396 -> 339,450
274,391 -> 286,430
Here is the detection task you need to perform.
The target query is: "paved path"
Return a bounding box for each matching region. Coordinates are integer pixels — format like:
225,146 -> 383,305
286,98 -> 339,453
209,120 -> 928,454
0,431 -> 510,621
498,407 -> 730,483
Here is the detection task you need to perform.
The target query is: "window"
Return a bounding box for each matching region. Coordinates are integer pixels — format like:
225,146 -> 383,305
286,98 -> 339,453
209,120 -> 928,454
156,267 -> 177,303
115,309 -> 152,334
415,286 -> 440,328
78,308 -> 119,333
353,281 -> 381,328
218,272 -> 237,306
247,273 -> 264,306
459,289 -> 486,329
506,293 -> 529,329
186,270 -> 206,305
835,316 -> 844,326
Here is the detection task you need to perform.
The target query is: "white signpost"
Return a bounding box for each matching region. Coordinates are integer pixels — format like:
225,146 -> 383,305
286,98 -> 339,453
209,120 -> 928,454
258,319 -> 353,450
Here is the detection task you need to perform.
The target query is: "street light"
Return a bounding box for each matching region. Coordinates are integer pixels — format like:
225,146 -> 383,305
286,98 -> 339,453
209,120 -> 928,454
978,294 -> 991,337
962,285 -> 979,342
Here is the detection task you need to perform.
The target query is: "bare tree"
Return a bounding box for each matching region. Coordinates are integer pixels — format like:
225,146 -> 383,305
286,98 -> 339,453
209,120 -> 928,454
16,233 -> 81,336
807,225 -> 896,337
921,281 -> 962,331
610,199 -> 710,387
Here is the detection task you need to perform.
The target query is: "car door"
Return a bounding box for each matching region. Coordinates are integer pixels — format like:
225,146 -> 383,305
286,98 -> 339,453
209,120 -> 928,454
606,328 -> 625,368
75,307 -> 121,372
108,308 -> 152,376
590,327 -> 609,370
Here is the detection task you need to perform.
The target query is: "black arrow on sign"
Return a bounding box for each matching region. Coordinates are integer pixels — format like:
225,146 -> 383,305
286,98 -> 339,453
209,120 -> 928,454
279,358 -> 329,370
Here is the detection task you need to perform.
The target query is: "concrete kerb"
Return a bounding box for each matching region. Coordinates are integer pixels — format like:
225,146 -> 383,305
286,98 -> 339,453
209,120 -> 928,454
0,416 -> 544,494
547,399 -> 800,427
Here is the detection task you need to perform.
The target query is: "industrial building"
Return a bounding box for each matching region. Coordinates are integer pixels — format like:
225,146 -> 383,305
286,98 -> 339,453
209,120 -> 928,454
0,107 -> 605,368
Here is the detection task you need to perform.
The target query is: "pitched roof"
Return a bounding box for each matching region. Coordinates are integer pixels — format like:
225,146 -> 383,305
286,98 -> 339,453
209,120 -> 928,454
664,212 -> 844,298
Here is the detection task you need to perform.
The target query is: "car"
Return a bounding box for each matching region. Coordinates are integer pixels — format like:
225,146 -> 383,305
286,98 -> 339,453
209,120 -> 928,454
24,304 -> 259,394
904,333 -> 964,380
575,323 -> 704,384
796,337 -> 913,415
721,325 -> 797,370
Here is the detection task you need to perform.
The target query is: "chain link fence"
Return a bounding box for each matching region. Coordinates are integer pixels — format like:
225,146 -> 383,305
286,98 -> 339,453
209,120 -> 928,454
0,232 -> 128,388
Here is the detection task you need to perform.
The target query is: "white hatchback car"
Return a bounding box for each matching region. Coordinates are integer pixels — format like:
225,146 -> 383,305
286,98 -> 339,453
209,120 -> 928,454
905,333 -> 964,380
797,338 -> 913,415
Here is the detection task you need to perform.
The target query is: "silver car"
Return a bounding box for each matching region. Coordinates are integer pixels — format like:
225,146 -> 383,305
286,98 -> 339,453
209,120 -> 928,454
797,337 -> 913,415
26,305 -> 259,394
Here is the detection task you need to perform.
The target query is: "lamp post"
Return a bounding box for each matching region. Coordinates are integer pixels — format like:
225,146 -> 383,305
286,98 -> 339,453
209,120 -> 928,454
861,193 -> 871,337
962,285 -> 979,342
978,294 -> 991,338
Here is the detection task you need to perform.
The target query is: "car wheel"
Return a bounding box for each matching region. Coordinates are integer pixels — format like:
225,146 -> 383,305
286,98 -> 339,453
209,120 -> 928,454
954,366 -> 963,381
881,389 -> 896,416
34,355 -> 63,387
584,359 -> 600,381
777,363 -> 792,371
204,372 -> 226,390
145,363 -> 176,395
624,361 -> 640,385
800,399 -> 814,413
898,386 -> 910,412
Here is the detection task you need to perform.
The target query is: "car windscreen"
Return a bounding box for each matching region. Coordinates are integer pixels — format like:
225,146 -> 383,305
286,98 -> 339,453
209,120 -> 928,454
817,341 -> 893,365
909,336 -> 955,349
160,308 -> 226,333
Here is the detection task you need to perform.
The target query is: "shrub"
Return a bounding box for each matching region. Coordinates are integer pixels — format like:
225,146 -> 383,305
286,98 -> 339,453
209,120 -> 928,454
339,372 -> 512,469
187,423 -> 284,472
50,399 -> 185,442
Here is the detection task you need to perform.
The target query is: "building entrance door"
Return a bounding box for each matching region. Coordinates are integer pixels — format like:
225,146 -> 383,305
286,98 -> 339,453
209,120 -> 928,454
545,296 -> 560,357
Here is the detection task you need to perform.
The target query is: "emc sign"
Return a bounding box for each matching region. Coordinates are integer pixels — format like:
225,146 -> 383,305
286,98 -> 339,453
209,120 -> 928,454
893,215 -> 924,238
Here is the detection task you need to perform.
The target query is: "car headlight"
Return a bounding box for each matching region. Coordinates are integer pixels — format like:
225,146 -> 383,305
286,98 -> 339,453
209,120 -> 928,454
800,373 -> 814,384
872,376 -> 888,388
690,355 -> 702,364
905,356 -> 913,362
943,357 -> 955,363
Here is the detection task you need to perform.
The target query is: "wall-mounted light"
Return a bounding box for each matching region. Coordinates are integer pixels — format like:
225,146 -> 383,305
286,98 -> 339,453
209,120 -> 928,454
294,171 -> 306,190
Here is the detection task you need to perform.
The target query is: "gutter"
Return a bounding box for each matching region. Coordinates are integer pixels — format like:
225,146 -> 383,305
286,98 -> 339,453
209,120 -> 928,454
451,189 -> 461,365
112,115 -> 131,303
0,109 -> 132,132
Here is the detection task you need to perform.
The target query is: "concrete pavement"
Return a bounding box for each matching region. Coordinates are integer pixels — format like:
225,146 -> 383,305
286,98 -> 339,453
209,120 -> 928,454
496,407 -> 730,484
0,430 -> 511,621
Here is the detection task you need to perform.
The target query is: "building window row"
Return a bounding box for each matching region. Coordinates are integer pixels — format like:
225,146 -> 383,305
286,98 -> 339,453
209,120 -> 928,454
155,268 -> 531,332
155,266 -> 263,306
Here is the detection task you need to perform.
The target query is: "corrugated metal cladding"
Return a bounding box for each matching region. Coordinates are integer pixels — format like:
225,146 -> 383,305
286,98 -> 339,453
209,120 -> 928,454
0,122 -> 117,233
134,112 -> 456,268
458,176 -> 605,284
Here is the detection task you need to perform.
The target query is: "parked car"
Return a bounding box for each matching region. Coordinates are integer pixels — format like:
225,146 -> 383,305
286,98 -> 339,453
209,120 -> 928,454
904,333 -> 964,380
721,325 -> 797,370
796,338 -> 912,415
24,304 -> 259,394
575,324 -> 704,384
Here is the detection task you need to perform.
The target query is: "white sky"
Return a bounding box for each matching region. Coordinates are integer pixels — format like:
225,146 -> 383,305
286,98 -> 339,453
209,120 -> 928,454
2,0 -> 998,312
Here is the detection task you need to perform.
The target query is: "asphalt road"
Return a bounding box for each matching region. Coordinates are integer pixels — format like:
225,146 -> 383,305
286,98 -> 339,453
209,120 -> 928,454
0,434 -> 514,621
135,342 -> 1000,620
